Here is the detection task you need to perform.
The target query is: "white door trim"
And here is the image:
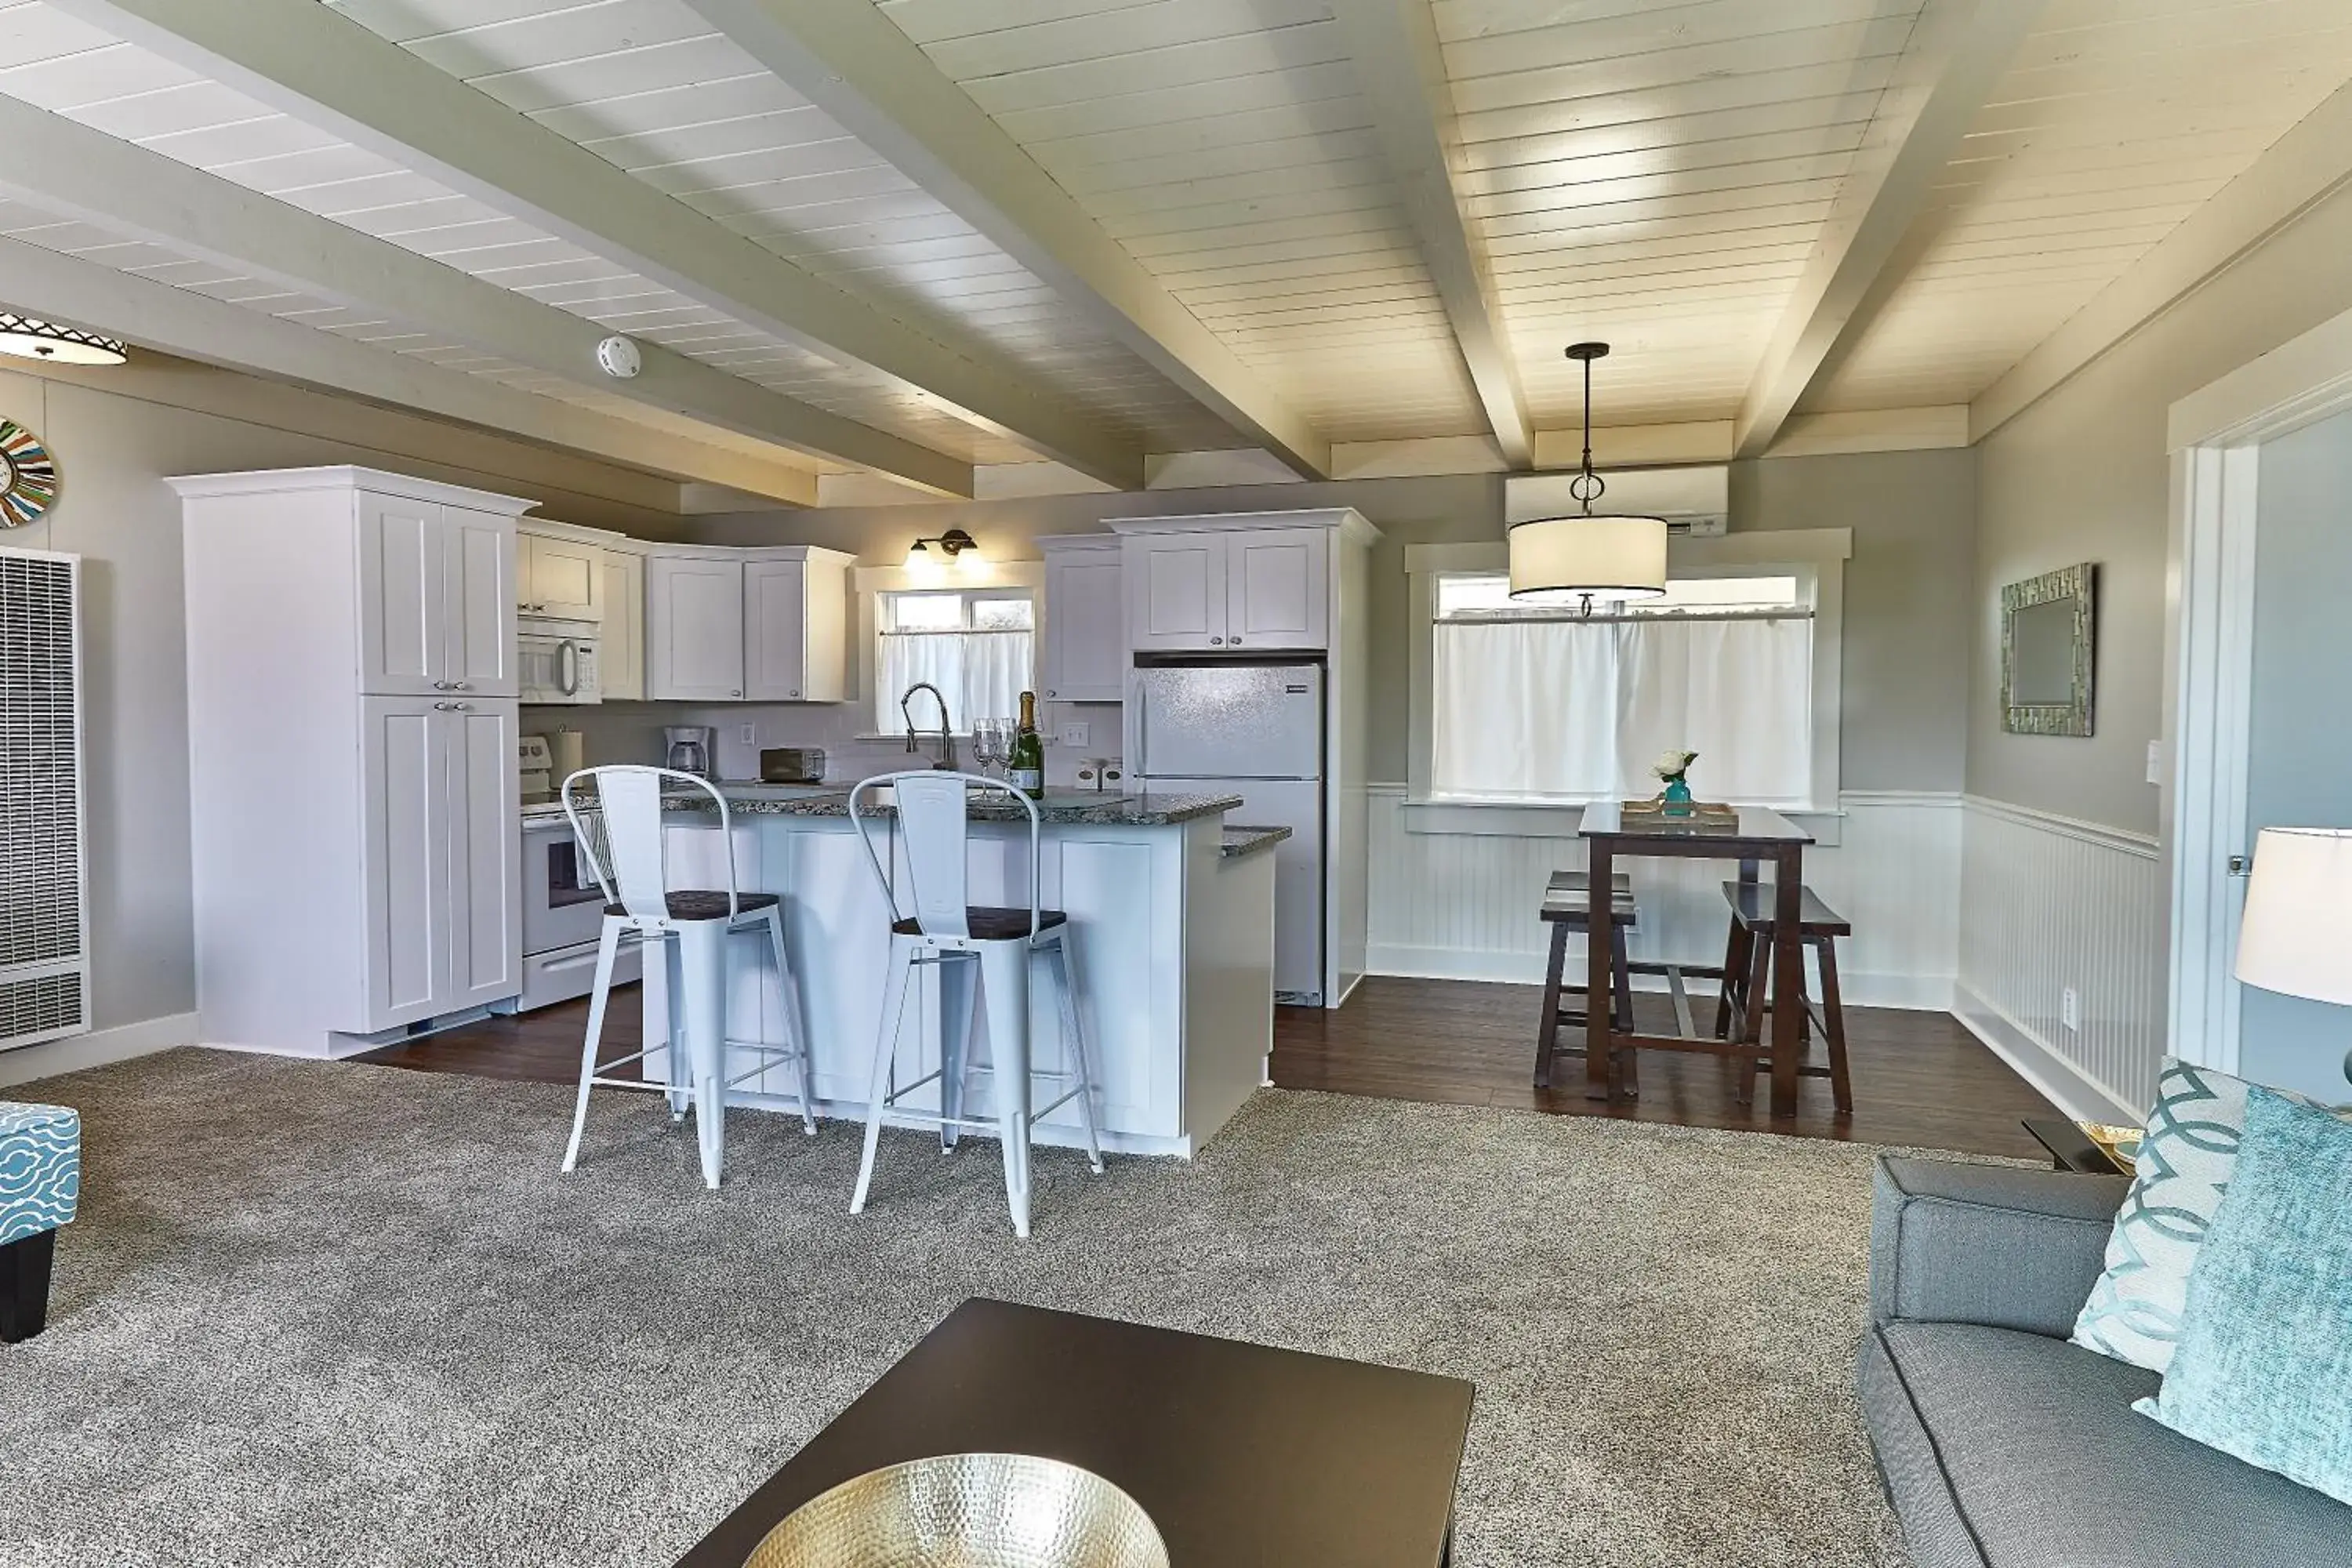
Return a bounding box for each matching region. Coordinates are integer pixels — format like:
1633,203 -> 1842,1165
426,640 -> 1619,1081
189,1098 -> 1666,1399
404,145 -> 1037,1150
2164,299 -> 2352,1072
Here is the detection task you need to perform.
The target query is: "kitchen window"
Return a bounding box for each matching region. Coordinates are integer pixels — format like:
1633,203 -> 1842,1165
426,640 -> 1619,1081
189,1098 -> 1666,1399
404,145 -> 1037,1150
874,587 -> 1036,735
1403,530 -> 1851,818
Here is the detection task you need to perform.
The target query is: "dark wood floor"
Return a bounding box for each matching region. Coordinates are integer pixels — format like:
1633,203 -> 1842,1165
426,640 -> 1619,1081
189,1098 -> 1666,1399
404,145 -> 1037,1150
361,975 -> 2060,1161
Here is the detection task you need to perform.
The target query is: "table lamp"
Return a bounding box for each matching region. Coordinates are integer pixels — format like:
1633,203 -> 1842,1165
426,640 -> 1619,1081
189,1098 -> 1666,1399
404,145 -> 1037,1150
2234,826 -> 2352,1087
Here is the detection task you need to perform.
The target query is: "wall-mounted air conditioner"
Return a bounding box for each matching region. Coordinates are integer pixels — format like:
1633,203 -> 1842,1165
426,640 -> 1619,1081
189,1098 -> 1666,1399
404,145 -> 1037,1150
0,547 -> 88,1050
1504,466 -> 1730,537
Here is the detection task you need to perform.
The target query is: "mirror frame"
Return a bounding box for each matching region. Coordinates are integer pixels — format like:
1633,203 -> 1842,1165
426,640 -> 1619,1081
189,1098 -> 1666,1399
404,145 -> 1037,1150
2002,561 -> 2098,736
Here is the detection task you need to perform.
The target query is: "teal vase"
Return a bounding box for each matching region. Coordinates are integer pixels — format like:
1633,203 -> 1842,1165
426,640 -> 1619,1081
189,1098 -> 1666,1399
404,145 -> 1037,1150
1661,776 -> 1694,816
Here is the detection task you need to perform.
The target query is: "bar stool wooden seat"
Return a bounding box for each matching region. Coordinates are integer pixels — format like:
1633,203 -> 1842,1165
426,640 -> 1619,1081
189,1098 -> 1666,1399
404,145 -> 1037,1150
1535,870 -> 1639,1089
559,766 -> 818,1189
1716,880 -> 1854,1115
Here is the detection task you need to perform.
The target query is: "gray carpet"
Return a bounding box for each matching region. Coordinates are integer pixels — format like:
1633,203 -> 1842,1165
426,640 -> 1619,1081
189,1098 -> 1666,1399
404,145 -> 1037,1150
1,1049 -> 1921,1568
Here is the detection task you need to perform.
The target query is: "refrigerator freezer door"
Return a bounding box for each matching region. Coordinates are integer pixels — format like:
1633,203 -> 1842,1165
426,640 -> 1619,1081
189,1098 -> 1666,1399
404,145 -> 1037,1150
1134,662 -> 1323,781
1143,775 -> 1325,1003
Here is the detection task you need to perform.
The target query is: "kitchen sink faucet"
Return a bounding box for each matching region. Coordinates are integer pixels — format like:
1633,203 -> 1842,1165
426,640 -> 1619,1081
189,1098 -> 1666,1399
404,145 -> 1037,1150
898,681 -> 957,770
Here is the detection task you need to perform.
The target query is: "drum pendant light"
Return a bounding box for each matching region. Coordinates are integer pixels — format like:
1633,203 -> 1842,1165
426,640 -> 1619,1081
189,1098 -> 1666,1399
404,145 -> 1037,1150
1508,343 -> 1668,615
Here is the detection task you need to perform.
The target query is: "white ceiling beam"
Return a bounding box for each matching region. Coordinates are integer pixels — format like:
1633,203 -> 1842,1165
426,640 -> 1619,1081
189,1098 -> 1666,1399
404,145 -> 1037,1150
1732,0 -> 2043,458
1329,0 -> 1532,468
0,95 -> 971,499
678,0 -> 1331,481
0,234 -> 821,506
47,0 -> 1142,490
1975,75 -> 2352,441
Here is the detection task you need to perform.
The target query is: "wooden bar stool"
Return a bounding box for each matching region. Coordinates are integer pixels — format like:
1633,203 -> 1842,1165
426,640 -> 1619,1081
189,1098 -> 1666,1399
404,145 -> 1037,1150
1716,880 -> 1854,1116
1534,869 -> 1639,1089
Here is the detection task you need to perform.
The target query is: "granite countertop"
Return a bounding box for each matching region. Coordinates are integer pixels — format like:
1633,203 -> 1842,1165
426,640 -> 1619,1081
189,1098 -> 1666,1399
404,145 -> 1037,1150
1220,825 -> 1292,859
664,784 -> 1243,827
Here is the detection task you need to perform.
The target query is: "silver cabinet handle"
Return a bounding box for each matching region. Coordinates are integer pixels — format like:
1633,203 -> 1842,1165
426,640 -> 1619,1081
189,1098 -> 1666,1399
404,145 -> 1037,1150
432,680 -> 456,691
789,689 -> 800,698
1046,689 -> 1056,698
730,689 -> 742,698
434,701 -> 471,712
1230,637 -> 1243,645
452,681 -> 472,691
1210,635 -> 1225,645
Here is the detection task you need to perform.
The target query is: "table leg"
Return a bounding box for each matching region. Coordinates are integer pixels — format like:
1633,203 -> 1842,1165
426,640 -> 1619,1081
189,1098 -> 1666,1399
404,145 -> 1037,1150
1586,841 -> 1615,1102
1769,847 -> 1804,1118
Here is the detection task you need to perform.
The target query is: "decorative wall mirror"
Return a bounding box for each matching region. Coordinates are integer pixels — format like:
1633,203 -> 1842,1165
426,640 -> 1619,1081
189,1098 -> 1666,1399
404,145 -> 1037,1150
2002,562 -> 2097,735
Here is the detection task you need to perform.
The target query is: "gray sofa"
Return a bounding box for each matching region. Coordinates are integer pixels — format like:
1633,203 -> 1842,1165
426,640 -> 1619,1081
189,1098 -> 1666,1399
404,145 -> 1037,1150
1860,1156 -> 2352,1568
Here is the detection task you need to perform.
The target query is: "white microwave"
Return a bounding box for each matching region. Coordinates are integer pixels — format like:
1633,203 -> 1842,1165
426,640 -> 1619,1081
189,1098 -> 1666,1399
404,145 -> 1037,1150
519,631 -> 600,705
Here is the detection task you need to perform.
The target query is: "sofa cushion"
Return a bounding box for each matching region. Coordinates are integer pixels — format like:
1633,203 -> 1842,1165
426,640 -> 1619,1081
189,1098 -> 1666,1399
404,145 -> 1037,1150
1860,1321 -> 2352,1568
0,1100 -> 81,1246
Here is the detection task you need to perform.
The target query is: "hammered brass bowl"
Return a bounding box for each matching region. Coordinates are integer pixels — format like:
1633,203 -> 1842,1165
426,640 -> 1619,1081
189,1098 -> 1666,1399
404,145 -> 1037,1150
745,1454 -> 1170,1568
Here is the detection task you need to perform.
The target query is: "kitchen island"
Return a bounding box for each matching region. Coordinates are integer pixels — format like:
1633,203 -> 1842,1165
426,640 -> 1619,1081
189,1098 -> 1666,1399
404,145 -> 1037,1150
641,787 -> 1286,1158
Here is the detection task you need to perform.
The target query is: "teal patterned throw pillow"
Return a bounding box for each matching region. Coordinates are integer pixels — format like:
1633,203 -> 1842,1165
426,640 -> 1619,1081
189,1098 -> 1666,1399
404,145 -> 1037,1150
2070,1058 -> 2347,1374
2135,1087 -> 2352,1507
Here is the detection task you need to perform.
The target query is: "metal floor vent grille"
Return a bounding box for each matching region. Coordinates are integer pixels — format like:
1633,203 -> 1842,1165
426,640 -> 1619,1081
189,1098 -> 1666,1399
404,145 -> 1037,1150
0,548 -> 88,1048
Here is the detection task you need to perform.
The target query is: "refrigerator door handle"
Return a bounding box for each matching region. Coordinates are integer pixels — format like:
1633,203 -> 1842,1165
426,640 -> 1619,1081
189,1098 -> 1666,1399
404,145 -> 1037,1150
1133,681 -> 1149,774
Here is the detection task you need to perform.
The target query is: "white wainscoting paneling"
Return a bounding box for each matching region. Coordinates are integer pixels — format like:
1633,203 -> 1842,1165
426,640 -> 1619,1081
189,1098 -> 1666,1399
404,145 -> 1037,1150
1365,788 -> 1961,1010
1955,797 -> 2164,1125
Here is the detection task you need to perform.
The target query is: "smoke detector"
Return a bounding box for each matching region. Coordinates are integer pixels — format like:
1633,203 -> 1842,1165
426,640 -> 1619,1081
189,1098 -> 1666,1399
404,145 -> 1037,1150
595,334 -> 642,379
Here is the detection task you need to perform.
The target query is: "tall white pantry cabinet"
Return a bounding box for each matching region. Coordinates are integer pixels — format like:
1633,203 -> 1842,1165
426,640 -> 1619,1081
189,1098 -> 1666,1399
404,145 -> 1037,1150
175,467 -> 533,1058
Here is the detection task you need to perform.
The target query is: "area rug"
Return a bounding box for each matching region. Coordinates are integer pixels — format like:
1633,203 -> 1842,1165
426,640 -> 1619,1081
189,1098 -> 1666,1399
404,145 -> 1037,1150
0,1049 -> 1919,1567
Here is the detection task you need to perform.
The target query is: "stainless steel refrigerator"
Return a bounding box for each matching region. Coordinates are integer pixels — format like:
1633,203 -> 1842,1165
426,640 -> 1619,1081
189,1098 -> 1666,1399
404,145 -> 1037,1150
1131,658 -> 1327,1004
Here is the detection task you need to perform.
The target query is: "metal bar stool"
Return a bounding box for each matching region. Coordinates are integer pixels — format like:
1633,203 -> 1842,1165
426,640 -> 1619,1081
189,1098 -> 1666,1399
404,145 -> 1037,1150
846,771 -> 1105,1239
559,766 -> 816,1189
1716,880 -> 1855,1116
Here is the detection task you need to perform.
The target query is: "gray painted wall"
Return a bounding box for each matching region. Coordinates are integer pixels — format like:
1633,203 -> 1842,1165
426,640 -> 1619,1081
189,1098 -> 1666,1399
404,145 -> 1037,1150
2242,408 -> 2352,1100
0,361 -> 689,1081
1971,178 -> 2352,834
697,445 -> 1979,791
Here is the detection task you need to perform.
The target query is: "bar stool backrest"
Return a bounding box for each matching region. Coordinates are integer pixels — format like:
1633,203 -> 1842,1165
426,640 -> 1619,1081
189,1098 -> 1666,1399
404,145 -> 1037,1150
849,771 -> 1044,941
561,765 -> 738,922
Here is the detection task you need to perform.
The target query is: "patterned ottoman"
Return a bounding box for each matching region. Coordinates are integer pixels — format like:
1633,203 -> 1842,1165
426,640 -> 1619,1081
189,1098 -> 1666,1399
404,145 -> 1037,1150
1,1100 -> 80,1342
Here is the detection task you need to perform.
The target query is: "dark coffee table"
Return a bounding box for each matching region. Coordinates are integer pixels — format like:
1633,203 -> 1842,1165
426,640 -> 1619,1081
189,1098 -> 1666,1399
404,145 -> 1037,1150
2022,1116 -> 2132,1175
675,1298 -> 1476,1567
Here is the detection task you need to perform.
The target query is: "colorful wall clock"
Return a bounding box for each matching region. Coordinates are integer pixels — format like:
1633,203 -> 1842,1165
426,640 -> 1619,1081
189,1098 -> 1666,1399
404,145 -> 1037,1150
0,419 -> 59,526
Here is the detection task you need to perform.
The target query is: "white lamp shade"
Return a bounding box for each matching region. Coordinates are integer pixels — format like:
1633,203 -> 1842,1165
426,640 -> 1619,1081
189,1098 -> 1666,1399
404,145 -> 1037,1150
1507,514 -> 1669,605
2235,826 -> 2352,1006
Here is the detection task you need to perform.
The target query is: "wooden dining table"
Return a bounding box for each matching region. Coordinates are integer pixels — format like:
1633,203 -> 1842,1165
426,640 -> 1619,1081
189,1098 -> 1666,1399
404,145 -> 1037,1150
1580,800 -> 1816,1118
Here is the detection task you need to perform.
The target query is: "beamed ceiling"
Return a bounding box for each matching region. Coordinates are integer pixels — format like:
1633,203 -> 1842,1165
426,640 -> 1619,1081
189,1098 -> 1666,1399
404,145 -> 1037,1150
0,0 -> 2348,505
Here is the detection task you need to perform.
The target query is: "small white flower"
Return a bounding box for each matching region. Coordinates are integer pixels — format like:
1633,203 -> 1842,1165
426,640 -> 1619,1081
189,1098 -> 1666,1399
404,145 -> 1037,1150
1653,748 -> 1698,781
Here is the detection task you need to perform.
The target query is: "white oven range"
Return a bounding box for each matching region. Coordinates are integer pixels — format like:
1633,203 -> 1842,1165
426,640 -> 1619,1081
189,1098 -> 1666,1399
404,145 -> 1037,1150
520,804 -> 638,1010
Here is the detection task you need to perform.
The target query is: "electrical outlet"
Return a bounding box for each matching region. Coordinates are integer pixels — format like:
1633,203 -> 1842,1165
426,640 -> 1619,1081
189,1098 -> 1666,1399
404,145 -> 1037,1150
2061,986 -> 2081,1032
2146,740 -> 2162,786
739,723 -> 757,746
1058,720 -> 1090,748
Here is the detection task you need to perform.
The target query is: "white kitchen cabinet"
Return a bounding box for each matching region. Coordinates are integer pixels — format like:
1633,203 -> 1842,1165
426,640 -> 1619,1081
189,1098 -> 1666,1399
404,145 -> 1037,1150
1127,532 -> 1228,652
517,528 -> 605,622
647,546 -> 851,702
1225,526 -> 1329,650
1120,521 -> 1332,652
599,546 -> 646,701
1039,535 -> 1125,702
175,466 -> 536,1056
647,554 -> 746,701
357,492 -> 518,698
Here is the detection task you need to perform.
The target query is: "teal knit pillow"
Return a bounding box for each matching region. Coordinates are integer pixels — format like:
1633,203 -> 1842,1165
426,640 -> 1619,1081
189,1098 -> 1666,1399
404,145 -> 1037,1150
2136,1087 -> 2352,1507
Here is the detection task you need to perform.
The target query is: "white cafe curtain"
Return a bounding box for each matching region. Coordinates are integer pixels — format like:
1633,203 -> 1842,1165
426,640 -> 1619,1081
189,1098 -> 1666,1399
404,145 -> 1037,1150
877,630 -> 1034,734
1432,615 -> 1812,804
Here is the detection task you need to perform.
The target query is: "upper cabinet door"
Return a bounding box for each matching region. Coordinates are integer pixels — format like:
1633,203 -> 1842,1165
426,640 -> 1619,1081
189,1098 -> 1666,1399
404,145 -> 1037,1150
443,508 -> 518,697
1044,550 -> 1125,701
599,550 -> 646,702
1225,527 -> 1329,650
521,532 -> 604,622
646,554 -> 746,701
742,557 -> 808,702
1127,534 -> 1229,652
357,492 -> 450,696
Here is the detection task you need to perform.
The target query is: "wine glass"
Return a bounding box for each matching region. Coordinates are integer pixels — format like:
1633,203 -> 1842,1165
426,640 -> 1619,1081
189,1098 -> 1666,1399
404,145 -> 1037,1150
972,718 -> 1007,779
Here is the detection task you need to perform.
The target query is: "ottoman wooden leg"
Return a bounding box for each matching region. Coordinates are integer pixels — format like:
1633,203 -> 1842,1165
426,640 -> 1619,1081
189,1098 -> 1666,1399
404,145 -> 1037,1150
1,1229 -> 56,1343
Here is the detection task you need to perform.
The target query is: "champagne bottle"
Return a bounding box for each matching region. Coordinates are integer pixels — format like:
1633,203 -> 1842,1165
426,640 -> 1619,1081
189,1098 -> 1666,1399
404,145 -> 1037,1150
1009,690 -> 1046,800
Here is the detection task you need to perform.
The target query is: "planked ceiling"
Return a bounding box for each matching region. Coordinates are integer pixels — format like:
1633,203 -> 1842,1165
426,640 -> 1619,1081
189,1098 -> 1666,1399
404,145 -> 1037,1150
0,0 -> 2346,498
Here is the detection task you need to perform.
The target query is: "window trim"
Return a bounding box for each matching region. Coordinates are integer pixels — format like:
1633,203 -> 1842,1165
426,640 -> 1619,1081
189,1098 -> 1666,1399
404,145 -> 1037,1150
853,559 -> 1043,736
1401,528 -> 1852,836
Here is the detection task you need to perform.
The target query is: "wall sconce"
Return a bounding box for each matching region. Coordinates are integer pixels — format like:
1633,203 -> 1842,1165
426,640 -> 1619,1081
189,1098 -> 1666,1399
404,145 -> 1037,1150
905,527 -> 980,573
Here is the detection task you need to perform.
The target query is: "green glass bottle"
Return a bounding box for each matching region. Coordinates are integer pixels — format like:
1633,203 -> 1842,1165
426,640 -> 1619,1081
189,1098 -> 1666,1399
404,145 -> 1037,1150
1008,690 -> 1046,800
